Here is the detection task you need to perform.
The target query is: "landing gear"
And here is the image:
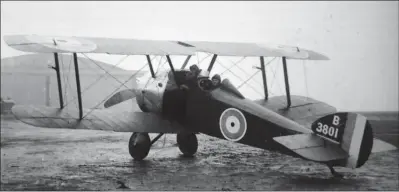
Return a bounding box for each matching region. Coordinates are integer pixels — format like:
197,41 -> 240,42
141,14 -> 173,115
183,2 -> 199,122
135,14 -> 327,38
128,132 -> 198,160
128,133 -> 151,161
177,132 -> 198,157
328,165 -> 344,178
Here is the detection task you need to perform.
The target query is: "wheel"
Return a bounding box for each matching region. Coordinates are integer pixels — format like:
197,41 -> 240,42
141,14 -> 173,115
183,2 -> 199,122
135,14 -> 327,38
128,132 -> 151,161
176,132 -> 198,157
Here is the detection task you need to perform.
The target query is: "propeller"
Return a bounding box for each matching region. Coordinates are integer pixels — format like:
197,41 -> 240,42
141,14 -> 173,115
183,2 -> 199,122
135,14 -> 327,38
104,89 -> 138,108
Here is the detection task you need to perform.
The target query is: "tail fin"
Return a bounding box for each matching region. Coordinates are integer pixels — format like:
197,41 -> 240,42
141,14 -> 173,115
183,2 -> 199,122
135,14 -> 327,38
274,112 -> 397,169
311,112 -> 374,168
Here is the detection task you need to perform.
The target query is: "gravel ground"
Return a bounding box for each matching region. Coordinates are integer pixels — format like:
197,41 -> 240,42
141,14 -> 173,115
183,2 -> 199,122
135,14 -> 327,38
1,118 -> 398,191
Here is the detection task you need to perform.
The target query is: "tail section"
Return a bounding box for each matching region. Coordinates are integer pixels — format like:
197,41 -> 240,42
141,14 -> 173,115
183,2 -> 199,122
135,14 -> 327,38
311,112 -> 374,168
274,112 -> 397,169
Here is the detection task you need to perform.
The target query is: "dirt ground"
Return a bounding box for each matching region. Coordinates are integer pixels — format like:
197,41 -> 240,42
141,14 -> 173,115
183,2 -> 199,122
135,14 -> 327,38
1,117 -> 398,191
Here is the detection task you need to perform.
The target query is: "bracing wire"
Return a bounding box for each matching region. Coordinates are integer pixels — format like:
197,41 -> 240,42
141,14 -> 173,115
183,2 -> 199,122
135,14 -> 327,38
197,53 -> 212,68
155,56 -> 163,74
62,55 -> 131,108
82,53 -> 137,89
215,59 -> 264,97
269,57 -> 284,96
236,57 -> 277,89
59,54 -> 69,102
60,53 -> 76,109
302,60 -> 310,101
220,57 -> 247,76
81,62 -> 149,119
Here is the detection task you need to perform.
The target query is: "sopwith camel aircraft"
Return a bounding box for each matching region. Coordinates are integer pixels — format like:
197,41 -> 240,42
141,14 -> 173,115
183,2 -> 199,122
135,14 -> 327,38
3,34 -> 397,177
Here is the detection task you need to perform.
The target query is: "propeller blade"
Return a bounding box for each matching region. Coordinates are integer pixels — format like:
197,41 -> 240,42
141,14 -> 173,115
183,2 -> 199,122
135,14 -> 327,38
104,89 -> 137,108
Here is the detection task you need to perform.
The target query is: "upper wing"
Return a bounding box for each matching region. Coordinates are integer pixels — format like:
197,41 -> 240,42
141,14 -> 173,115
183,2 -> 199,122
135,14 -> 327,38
4,35 -> 329,60
11,105 -> 183,133
184,41 -> 329,60
4,35 -> 194,56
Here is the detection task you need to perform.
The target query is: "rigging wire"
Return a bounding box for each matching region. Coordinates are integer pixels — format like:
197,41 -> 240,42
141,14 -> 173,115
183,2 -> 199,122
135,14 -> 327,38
236,57 -> 277,89
81,53 -> 139,90
60,53 -> 76,109
197,53 -> 212,68
268,57 -> 284,96
155,56 -> 163,74
237,70 -> 261,89
61,55 -> 131,108
82,62 -> 149,119
302,60 -> 310,101
215,59 -> 264,97
220,57 -> 247,76
219,56 -> 268,92
59,54 -> 68,103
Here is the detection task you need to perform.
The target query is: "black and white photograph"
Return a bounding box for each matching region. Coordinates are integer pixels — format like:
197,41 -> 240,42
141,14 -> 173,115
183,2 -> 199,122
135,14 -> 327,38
1,1 -> 398,191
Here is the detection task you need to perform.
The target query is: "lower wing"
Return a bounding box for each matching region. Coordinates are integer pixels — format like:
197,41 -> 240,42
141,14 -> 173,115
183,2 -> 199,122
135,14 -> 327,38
11,105 -> 183,133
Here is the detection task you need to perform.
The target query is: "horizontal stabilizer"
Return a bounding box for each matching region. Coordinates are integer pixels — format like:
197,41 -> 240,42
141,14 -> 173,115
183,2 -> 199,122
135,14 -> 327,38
11,105 -> 183,133
273,134 -> 348,162
372,139 -> 397,153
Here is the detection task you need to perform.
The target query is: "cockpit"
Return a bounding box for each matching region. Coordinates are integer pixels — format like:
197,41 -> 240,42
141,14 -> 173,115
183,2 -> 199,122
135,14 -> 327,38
136,64 -> 243,115
182,64 -> 222,92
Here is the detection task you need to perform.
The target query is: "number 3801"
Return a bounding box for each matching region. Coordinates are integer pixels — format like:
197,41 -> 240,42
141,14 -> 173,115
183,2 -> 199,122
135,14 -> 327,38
316,122 -> 339,139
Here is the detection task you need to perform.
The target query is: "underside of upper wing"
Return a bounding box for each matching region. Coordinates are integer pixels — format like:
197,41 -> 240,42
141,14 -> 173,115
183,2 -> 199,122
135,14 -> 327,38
11,105 -> 183,133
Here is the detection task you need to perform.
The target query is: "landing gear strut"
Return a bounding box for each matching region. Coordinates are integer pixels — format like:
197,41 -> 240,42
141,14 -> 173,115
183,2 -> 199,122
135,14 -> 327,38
129,132 -> 198,160
177,132 -> 198,157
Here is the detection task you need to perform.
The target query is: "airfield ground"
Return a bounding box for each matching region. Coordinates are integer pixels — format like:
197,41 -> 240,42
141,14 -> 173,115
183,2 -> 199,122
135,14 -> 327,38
1,115 -> 398,191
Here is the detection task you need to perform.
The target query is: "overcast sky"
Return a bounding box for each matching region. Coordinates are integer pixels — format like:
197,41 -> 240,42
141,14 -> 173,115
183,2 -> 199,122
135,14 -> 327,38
1,1 -> 398,112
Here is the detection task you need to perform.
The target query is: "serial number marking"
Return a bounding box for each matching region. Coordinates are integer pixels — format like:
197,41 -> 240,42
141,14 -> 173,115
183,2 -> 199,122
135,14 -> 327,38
316,122 -> 339,139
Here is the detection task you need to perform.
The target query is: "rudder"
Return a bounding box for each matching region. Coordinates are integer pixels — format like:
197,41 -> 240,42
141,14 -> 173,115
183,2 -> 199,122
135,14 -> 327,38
311,112 -> 373,168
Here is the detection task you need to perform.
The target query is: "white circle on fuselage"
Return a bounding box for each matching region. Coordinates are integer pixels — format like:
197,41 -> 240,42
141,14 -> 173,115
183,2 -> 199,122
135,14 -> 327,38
219,108 -> 247,142
225,116 -> 240,134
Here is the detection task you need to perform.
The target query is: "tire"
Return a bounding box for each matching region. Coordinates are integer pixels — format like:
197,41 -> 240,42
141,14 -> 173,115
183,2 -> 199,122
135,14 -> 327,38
176,132 -> 198,157
128,132 -> 151,161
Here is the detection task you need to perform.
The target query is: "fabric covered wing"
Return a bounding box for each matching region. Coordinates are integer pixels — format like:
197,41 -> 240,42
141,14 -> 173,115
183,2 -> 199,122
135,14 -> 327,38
183,41 -> 281,57
11,105 -> 183,133
3,35 -> 195,56
4,35 -> 329,60
255,95 -> 337,128
185,41 -> 329,60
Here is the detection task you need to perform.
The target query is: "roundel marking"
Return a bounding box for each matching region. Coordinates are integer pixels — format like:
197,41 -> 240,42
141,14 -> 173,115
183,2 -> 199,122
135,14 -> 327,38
25,35 -> 97,53
219,108 -> 247,142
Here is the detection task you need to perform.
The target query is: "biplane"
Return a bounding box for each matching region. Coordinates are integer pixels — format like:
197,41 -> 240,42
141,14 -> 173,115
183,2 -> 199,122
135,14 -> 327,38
3,35 -> 397,177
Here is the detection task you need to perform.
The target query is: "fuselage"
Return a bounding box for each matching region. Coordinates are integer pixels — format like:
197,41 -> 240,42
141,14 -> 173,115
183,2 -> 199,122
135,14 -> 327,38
135,69 -> 309,156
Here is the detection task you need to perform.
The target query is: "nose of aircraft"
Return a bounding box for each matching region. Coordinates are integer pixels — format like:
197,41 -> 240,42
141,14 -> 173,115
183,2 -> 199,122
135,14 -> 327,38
134,71 -> 168,113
